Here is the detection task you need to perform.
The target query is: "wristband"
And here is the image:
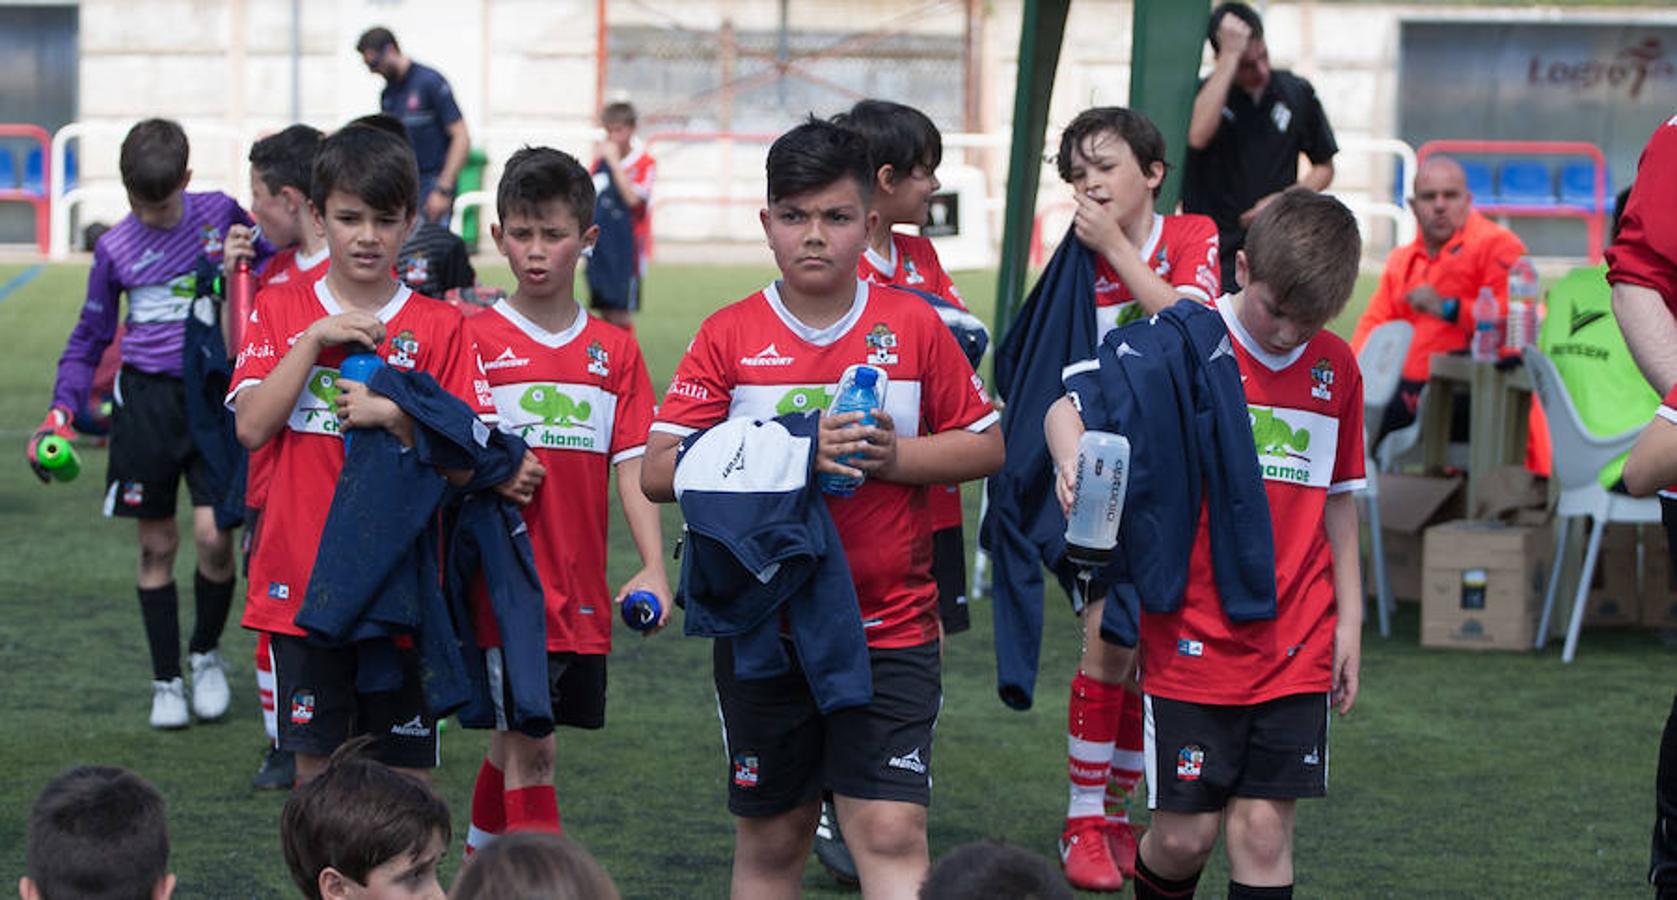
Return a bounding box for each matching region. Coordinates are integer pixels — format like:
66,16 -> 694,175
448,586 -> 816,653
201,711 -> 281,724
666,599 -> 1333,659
433,184 -> 455,197
1439,298 -> 1459,323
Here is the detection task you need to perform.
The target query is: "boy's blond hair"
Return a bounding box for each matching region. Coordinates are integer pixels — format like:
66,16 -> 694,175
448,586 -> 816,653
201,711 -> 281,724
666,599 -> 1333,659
1243,187 -> 1361,326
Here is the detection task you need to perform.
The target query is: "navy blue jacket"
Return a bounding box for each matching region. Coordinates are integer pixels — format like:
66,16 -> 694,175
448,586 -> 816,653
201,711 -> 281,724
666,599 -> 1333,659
182,254 -> 245,530
296,368 -> 535,722
980,230 -> 1101,710
1063,300 -> 1277,646
675,412 -> 872,714
587,160 -> 638,308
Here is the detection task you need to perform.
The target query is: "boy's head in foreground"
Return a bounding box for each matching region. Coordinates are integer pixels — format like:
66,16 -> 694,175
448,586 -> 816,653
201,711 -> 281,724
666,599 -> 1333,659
832,99 -> 943,228
760,119 -> 878,300
600,102 -> 637,158
248,124 -> 325,249
121,119 -> 191,230
1234,187 -> 1360,355
918,840 -> 1074,900
1056,106 -> 1168,217
492,146 -> 598,302
281,741 -> 451,900
446,833 -> 619,900
310,124 -> 419,289
20,766 -> 174,900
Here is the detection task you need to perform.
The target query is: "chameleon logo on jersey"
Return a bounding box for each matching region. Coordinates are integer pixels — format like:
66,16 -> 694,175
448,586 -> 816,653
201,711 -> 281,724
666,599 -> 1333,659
776,386 -> 832,416
1250,407 -> 1311,459
1310,358 -> 1335,401
520,385 -> 593,429
586,340 -> 610,377
1248,405 -> 1339,488
291,368 -> 345,435
866,323 -> 899,366
387,330 -> 420,370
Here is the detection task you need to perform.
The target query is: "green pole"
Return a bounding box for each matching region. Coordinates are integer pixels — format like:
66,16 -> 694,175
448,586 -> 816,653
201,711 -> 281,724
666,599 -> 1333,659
1130,0 -> 1207,213
991,0 -> 1071,357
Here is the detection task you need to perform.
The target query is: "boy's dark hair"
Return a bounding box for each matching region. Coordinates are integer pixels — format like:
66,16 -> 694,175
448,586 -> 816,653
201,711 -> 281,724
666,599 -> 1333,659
280,737 -> 451,900
601,101 -> 637,128
250,124 -> 325,197
346,113 -> 408,143
1055,106 -> 1169,196
765,118 -> 874,206
919,840 -> 1074,900
26,766 -> 170,900
311,123 -> 419,216
355,26 -> 398,54
1207,2 -> 1265,53
120,119 -> 189,203
1243,187 -> 1361,327
831,99 -> 943,182
449,832 -> 621,900
497,145 -> 596,228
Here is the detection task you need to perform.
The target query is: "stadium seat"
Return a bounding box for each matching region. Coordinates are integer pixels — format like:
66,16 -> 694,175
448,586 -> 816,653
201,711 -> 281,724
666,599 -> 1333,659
22,146 -> 43,195
1460,161 -> 1495,203
1357,320 -> 1413,639
1524,347 -> 1662,663
1559,162 -> 1610,211
0,151 -> 16,190
1496,161 -> 1556,206
62,145 -> 77,191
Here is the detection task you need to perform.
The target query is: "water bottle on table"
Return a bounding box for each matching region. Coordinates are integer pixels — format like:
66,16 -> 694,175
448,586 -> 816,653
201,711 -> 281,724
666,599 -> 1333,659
1504,256 -> 1539,352
818,365 -> 887,497
1471,287 -> 1503,363
1064,431 -> 1131,569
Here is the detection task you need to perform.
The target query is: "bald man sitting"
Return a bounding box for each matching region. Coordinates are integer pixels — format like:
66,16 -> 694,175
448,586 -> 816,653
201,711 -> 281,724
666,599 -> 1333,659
1352,156 -> 1527,440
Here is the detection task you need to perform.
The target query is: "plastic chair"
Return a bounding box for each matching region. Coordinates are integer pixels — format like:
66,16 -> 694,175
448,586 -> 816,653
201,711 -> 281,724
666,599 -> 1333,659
1559,162 -> 1610,211
1462,161 -> 1495,202
1357,321 -> 1414,638
1523,347 -> 1662,662
0,151 -> 16,190
22,146 -> 44,195
1497,161 -> 1557,206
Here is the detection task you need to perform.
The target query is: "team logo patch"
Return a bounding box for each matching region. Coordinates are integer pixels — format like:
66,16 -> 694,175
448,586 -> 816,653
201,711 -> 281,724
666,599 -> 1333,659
586,339 -> 610,377
121,481 -> 145,507
400,252 -> 430,289
902,257 -> 925,285
198,224 -> 224,257
1152,243 -> 1171,278
268,581 -> 291,600
1177,638 -> 1204,657
290,690 -> 316,725
866,322 -> 899,366
386,330 -> 419,370
733,752 -> 760,788
1310,358 -> 1335,402
1176,744 -> 1205,781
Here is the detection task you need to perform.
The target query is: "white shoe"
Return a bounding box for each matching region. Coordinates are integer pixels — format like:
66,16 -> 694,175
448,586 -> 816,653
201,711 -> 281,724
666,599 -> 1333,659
189,651 -> 230,721
151,677 -> 189,729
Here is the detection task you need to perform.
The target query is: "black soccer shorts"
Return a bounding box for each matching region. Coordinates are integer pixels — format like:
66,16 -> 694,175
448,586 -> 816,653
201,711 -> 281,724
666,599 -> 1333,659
1145,691 -> 1330,813
104,367 -> 216,519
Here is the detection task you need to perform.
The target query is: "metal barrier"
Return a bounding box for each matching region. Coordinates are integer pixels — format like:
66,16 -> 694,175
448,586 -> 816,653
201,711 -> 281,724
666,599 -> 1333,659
1416,139 -> 1609,262
0,124 -> 53,254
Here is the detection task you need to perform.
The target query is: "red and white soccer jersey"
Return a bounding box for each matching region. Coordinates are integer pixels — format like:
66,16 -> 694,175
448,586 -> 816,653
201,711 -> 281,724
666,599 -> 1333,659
858,232 -> 969,532
226,279 -> 493,636
654,280 -> 999,649
466,300 -> 655,654
1138,295 -> 1366,706
593,145 -> 657,275
1607,114 -> 1677,312
246,246 -> 332,512
1093,213 -> 1220,343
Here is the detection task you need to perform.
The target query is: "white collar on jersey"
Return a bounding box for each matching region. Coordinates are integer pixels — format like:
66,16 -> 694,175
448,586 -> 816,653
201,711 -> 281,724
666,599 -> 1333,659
1136,213 -> 1164,262
1217,293 -> 1308,372
314,278 -> 413,323
491,297 -> 588,349
296,244 -> 330,272
620,140 -> 645,171
863,236 -> 899,278
763,278 -> 870,348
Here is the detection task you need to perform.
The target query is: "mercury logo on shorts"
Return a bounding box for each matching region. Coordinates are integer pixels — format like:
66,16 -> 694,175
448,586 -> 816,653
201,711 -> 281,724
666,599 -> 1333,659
887,746 -> 927,775
389,715 -> 431,738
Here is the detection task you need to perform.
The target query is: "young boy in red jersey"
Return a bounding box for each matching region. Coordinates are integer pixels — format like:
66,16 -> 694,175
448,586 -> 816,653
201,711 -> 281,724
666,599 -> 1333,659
1046,188 -> 1364,900
641,119 -> 1004,897
1048,107 -> 1223,890
460,146 -> 669,851
224,123 -> 328,791
228,123 -> 494,786
31,119 -> 254,730
588,101 -> 655,329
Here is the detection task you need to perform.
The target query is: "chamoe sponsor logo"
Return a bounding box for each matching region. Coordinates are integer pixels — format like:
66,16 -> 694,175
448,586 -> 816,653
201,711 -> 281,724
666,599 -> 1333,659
740,343 -> 796,367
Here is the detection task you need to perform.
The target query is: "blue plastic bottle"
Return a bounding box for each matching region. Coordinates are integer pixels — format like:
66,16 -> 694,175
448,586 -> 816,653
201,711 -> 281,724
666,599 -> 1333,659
818,365 -> 882,497
338,350 -> 384,449
621,590 -> 662,632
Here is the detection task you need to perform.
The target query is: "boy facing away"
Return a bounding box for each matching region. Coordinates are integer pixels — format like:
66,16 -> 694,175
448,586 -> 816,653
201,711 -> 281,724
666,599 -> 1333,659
1045,188 -> 1364,900
35,118 -> 251,730
229,123 -> 494,785
460,146 -> 669,851
21,766 -> 175,900
641,119 -> 1004,898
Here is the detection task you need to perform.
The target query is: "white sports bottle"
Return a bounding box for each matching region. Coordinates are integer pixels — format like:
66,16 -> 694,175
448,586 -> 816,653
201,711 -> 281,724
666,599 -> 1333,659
1064,430 -> 1131,568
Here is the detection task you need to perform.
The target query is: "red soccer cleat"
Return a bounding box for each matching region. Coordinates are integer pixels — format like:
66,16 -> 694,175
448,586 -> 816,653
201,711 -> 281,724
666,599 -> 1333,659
1059,817 -> 1125,892
1105,820 -> 1140,878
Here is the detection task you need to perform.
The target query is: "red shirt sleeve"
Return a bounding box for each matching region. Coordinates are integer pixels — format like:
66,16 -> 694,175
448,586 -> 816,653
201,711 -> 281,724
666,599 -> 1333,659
1173,214 -> 1222,304
610,335 -> 656,461
919,309 -> 998,435
1607,118 -> 1677,305
1330,352 -> 1367,491
654,316 -> 735,434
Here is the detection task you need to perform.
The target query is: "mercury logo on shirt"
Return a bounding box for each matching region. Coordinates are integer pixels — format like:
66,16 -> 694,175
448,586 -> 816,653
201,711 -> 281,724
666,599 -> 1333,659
740,343 -> 796,367
485,346 -> 532,370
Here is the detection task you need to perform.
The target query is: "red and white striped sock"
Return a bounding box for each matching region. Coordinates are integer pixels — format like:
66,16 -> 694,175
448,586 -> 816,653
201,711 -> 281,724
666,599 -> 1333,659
465,758 -> 506,856
1106,689 -> 1145,826
1067,671 -> 1125,824
254,631 -> 277,744
505,784 -> 562,835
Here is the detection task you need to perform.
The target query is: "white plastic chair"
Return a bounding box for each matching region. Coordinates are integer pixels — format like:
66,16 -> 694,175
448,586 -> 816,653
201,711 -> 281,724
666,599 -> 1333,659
1357,321 -> 1414,638
1524,347 -> 1662,662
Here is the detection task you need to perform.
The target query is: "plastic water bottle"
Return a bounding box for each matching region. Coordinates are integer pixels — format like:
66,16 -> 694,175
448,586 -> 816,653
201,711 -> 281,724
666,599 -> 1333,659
1471,287 -> 1503,363
34,434 -> 81,482
621,590 -> 662,632
818,365 -> 885,497
338,349 -> 384,448
1505,256 -> 1539,352
226,257 -> 257,354
1064,431 -> 1131,569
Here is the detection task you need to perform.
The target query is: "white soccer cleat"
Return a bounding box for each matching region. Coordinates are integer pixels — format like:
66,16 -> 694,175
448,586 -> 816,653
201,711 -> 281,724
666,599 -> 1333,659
189,651 -> 231,721
151,677 -> 189,729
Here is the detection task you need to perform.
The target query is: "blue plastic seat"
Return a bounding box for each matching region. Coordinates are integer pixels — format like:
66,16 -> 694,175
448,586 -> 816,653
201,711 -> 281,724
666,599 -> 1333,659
1560,162 -> 1610,210
1461,161 -> 1495,202
22,146 -> 43,195
0,151 -> 16,190
1497,161 -> 1556,206
63,145 -> 77,190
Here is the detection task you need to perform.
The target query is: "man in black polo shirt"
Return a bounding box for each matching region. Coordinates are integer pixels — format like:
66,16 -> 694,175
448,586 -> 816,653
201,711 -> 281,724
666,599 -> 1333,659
1183,2 -> 1337,295
357,26 -> 472,225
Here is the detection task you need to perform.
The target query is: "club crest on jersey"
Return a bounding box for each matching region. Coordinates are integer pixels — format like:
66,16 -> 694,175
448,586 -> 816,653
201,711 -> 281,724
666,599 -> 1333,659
290,690 -> 316,725
733,752 -> 760,788
400,253 -> 430,289
386,330 -> 419,370
902,257 -> 925,285
198,224 -> 224,257
1311,358 -> 1334,401
1177,744 -> 1205,781
1153,243 -> 1171,277
865,323 -> 899,366
586,339 -> 610,377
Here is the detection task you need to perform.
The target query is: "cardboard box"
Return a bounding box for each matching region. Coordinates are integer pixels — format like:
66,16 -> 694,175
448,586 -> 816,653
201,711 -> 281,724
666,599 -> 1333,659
1643,526 -> 1677,630
1582,524 -> 1640,627
1421,520 -> 1551,650
1366,474 -> 1464,603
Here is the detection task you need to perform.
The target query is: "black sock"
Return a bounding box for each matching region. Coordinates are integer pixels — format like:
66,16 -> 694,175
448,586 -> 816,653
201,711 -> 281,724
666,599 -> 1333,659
138,583 -> 181,680
1133,851 -> 1200,900
1229,881 -> 1293,899
188,570 -> 235,654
